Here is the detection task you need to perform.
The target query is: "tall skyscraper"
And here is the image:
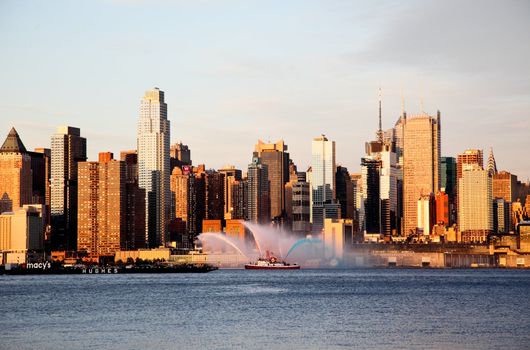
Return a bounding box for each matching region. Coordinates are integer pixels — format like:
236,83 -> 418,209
187,170 -> 206,237
137,87 -> 170,248
336,166 -> 354,220
218,165 -> 242,219
361,95 -> 399,236
458,165 -> 493,242
247,157 -> 270,224
402,112 -> 441,235
311,135 -> 337,233
120,150 -> 146,249
288,177 -> 311,235
231,179 -> 248,220
0,128 -> 32,214
50,126 -> 87,251
254,140 -> 289,222
77,152 -> 126,260
204,170 -> 224,220
361,158 -> 381,234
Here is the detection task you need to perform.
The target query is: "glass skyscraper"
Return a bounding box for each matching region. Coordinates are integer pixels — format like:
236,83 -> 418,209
310,135 -> 336,233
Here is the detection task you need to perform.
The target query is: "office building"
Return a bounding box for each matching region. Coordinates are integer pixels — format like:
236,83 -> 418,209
311,135 -> 337,233
218,165 -> 242,219
458,165 -> 493,242
50,126 -> 87,251
402,112 -> 441,235
254,140 -> 289,221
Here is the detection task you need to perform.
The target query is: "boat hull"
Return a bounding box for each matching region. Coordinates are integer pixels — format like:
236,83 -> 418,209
244,264 -> 300,270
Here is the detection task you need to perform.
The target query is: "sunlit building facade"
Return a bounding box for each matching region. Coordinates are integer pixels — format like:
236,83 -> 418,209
137,87 -> 170,247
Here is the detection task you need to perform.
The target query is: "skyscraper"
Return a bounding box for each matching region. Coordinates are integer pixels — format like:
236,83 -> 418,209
137,87 -> 170,247
0,128 -> 32,214
218,165 -> 242,219
362,95 -> 399,237
120,150 -> 146,249
361,158 -> 381,234
458,165 -> 493,242
336,166 -> 354,220
204,170 -> 225,220
247,157 -> 270,224
402,112 -> 441,235
77,152 -> 126,260
254,140 -> 289,222
50,126 -> 87,251
311,135 -> 337,233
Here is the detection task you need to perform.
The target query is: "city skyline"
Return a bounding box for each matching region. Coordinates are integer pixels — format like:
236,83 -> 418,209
1,0 -> 529,179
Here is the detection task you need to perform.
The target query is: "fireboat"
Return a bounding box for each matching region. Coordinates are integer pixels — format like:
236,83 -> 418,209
244,251 -> 300,270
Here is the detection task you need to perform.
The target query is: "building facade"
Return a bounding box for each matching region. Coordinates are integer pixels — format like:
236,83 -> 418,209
77,153 -> 126,259
50,126 -> 87,251
311,135 -> 336,233
137,87 -> 170,248
0,128 -> 32,214
402,112 -> 441,235
254,140 -> 289,222
247,157 -> 270,224
458,166 -> 493,242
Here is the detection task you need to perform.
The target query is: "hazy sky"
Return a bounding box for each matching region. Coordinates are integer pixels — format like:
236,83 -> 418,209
1,0 -> 529,179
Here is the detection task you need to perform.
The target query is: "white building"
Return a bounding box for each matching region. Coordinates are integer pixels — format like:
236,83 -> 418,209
137,88 -> 171,247
458,165 -> 493,242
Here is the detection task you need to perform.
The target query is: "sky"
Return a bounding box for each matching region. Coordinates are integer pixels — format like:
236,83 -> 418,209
1,0 -> 529,179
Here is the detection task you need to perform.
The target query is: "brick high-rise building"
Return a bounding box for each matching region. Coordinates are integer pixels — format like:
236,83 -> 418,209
77,152 -> 126,260
492,171 -> 517,203
402,112 -> 441,235
0,128 -> 32,214
50,126 -> 87,251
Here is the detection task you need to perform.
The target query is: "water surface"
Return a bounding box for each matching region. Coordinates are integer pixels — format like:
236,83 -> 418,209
1,269 -> 529,350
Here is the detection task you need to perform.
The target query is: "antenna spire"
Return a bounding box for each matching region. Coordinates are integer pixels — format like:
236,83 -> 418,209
377,86 -> 383,142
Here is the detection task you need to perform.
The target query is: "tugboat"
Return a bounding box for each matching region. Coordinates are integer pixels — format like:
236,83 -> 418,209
244,251 -> 300,270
